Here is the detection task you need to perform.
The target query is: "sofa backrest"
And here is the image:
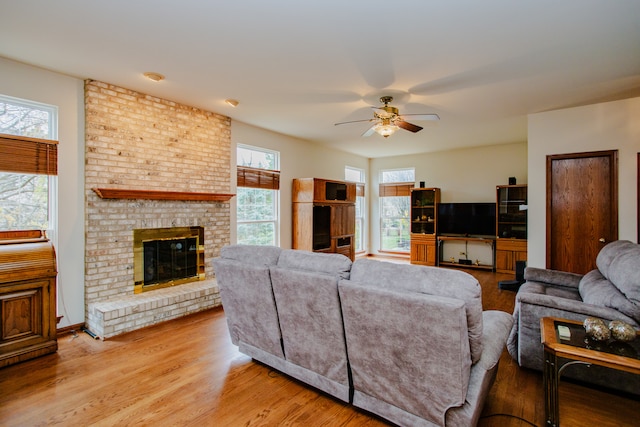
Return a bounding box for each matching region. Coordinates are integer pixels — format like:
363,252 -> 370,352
212,245 -> 284,358
349,258 -> 484,363
269,249 -> 352,387
338,279 -> 471,426
274,249 -> 352,279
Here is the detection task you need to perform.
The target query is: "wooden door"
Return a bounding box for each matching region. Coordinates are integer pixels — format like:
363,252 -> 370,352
546,150 -> 618,274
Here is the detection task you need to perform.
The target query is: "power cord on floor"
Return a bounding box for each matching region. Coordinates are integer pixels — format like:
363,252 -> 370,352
480,413 -> 539,427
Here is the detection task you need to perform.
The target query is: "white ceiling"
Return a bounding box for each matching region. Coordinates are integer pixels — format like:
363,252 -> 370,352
1,1 -> 639,158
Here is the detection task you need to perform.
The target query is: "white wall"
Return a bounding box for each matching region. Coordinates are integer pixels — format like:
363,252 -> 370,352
369,142 -> 528,254
0,57 -> 85,327
231,121 -> 368,249
528,97 -> 640,268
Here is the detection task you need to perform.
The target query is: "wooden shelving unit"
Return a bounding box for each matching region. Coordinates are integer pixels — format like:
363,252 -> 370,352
495,184 -> 528,274
410,188 -> 440,266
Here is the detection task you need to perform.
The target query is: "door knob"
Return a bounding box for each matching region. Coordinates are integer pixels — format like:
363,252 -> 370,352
599,237 -> 606,243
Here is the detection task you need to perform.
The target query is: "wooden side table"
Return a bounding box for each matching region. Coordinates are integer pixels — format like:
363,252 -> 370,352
540,317 -> 640,427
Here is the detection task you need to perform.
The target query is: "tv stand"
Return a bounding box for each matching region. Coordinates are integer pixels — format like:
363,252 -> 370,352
437,236 -> 495,271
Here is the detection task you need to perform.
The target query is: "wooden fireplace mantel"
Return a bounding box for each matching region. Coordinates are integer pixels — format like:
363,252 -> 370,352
92,188 -> 235,202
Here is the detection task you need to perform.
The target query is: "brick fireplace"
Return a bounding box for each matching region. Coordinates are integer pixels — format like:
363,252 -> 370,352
84,80 -> 232,339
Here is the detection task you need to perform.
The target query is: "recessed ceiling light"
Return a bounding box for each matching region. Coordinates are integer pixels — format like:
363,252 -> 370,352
225,99 -> 239,107
143,72 -> 164,82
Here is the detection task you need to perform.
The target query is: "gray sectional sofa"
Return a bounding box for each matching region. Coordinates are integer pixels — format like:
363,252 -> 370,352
213,245 -> 513,427
507,239 -> 640,395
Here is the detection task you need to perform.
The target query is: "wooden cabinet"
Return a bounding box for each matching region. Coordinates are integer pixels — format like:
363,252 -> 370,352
0,230 -> 57,368
410,234 -> 437,266
293,178 -> 356,260
495,239 -> 527,274
410,188 -> 440,265
496,185 -> 528,274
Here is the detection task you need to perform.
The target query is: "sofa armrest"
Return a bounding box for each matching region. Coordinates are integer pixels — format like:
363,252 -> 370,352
523,267 -> 583,289
516,289 -> 637,323
477,310 -> 513,371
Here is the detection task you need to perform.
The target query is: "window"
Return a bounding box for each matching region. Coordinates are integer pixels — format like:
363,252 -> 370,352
0,95 -> 57,232
379,168 -> 415,252
345,166 -> 365,253
236,145 -> 279,246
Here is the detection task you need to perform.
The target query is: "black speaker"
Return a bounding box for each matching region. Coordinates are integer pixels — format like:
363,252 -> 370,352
499,260 -> 526,291
509,176 -> 517,185
515,260 -> 526,282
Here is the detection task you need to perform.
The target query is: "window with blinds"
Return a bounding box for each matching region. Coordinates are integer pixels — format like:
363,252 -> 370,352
0,95 -> 58,231
236,145 -> 280,246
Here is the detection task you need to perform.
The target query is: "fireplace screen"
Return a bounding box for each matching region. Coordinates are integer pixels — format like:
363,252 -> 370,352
133,227 -> 204,293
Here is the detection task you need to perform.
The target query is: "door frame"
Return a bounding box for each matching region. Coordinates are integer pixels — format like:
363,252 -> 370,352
545,150 -> 618,270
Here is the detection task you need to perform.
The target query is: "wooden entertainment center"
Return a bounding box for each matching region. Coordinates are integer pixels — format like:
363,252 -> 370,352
292,178 -> 356,261
410,184 -> 527,273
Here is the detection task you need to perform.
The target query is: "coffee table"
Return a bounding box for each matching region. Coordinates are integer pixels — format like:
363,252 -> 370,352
540,316 -> 640,427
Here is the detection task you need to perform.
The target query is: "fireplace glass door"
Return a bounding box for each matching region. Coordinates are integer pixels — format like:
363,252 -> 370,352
143,237 -> 198,284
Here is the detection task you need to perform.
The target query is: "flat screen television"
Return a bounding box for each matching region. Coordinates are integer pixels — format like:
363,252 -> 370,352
437,202 -> 496,238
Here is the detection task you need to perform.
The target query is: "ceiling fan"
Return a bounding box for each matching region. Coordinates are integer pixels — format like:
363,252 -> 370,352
334,96 -> 439,138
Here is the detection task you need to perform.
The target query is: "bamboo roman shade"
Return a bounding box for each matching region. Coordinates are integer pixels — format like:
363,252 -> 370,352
379,182 -> 412,197
237,165 -> 280,190
356,183 -> 365,197
0,133 -> 58,175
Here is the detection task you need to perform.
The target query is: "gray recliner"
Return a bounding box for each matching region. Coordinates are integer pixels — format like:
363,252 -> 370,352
507,240 -> 640,395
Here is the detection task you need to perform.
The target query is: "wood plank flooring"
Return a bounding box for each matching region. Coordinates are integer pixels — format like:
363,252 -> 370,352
0,264 -> 638,426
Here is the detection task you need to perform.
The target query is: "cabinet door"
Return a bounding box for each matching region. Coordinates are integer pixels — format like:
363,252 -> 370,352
495,239 -> 527,274
1,278 -> 57,367
410,234 -> 437,266
495,249 -> 514,273
331,204 -> 355,237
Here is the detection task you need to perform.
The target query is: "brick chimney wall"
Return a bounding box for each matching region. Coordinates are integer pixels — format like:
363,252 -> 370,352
84,80 -> 231,335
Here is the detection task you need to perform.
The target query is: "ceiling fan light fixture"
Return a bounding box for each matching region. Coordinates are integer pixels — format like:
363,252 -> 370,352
374,122 -> 399,138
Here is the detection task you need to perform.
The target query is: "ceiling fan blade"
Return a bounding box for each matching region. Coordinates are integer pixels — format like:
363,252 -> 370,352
400,114 -> 440,121
334,118 -> 374,126
397,121 -> 423,133
361,125 -> 377,137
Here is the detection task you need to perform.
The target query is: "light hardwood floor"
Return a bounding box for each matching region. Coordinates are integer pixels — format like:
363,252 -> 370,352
0,264 -> 638,426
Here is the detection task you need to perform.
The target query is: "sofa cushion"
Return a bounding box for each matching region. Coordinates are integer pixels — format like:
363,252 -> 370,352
349,258 -> 483,363
596,240 -> 636,280
276,249 -> 352,279
607,242 -> 640,308
579,269 -> 640,323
